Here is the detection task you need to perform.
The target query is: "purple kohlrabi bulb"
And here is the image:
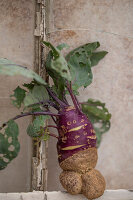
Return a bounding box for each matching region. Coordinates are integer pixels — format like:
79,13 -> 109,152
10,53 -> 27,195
57,106 -> 97,163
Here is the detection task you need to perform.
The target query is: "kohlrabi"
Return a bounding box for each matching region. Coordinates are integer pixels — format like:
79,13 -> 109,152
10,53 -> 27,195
0,41 -> 111,199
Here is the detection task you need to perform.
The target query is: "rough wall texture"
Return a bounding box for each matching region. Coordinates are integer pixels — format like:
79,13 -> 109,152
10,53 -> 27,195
47,0 -> 133,190
0,0 -> 35,192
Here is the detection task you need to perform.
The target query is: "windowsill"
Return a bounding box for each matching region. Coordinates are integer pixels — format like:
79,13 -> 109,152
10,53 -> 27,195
0,190 -> 133,200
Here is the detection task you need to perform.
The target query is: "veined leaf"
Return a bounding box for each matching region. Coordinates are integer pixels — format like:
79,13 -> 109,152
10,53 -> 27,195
43,41 -> 71,81
27,115 -> 49,137
45,45 -> 66,99
24,85 -> 49,107
0,120 -> 20,170
66,42 -> 108,93
10,86 -> 26,108
0,59 -> 47,85
66,42 -> 100,61
91,51 -> 108,67
56,43 -> 69,51
81,99 -> 111,147
67,53 -> 93,90
23,80 -> 38,91
66,42 -> 99,91
66,42 -> 100,90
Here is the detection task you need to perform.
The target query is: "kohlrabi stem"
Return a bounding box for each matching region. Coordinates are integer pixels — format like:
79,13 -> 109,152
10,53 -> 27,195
49,133 -> 59,139
44,127 -> 59,139
63,97 -> 69,105
70,83 -> 81,111
67,81 -> 81,112
79,102 -> 94,106
46,125 -> 58,129
0,111 -> 60,130
27,100 -> 59,111
46,87 -> 67,107
74,94 -> 82,110
51,115 -> 57,124
48,101 -> 60,110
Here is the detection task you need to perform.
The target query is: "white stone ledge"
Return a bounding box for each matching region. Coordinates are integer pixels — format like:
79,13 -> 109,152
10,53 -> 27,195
0,190 -> 133,200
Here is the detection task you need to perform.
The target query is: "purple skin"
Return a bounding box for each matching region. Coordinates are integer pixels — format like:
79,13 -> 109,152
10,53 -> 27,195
57,106 -> 97,163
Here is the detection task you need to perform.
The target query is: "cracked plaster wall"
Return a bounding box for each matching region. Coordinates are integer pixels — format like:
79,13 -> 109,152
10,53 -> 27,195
47,0 -> 133,191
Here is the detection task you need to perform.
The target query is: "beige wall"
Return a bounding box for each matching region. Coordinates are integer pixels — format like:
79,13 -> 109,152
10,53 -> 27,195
47,0 -> 133,190
0,0 -> 35,192
0,0 -> 133,193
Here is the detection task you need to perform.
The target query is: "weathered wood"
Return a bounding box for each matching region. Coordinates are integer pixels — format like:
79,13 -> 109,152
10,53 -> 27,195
32,0 -> 48,191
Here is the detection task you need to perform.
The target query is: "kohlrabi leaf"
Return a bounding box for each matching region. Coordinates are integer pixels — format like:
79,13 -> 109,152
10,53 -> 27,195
24,85 -> 49,107
66,43 -> 97,91
66,42 -> 100,61
23,80 -> 37,91
81,99 -> 111,147
90,51 -> 108,67
42,128 -> 50,141
27,115 -> 49,137
0,120 -> 20,170
67,53 -> 93,90
66,42 -> 108,93
0,59 -> 47,85
66,42 -> 100,91
56,43 -> 69,51
10,86 -> 26,108
45,46 -> 66,100
43,41 -> 71,81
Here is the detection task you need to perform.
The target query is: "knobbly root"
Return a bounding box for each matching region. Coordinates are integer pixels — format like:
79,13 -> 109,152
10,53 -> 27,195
60,171 -> 82,195
81,169 -> 106,199
59,148 -> 105,200
60,169 -> 105,199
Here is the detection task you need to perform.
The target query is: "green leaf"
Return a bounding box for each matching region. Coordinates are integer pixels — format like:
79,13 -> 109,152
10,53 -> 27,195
66,42 -> 108,93
23,80 -> 37,91
27,115 -> 49,137
0,120 -> 20,170
52,80 -> 65,100
81,99 -> 111,147
90,51 -> 108,67
24,85 -> 49,107
45,45 -> 67,99
56,43 -> 69,51
67,53 -> 93,90
43,41 -> 71,81
66,42 -> 100,91
66,42 -> 100,61
42,131 -> 50,141
0,59 -> 47,85
10,86 -> 26,108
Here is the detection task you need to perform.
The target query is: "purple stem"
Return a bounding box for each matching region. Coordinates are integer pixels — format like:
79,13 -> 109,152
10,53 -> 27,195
44,127 -> 59,139
0,111 -> 60,130
46,125 -> 58,129
13,111 -> 59,119
46,87 -> 67,107
51,115 -> 57,125
27,100 -> 59,111
74,95 -> 82,110
48,101 -> 60,110
66,81 -> 81,112
49,133 -> 59,139
79,102 -> 94,106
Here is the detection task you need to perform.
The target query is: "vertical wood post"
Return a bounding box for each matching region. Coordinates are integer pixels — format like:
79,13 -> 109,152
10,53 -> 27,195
32,0 -> 48,191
